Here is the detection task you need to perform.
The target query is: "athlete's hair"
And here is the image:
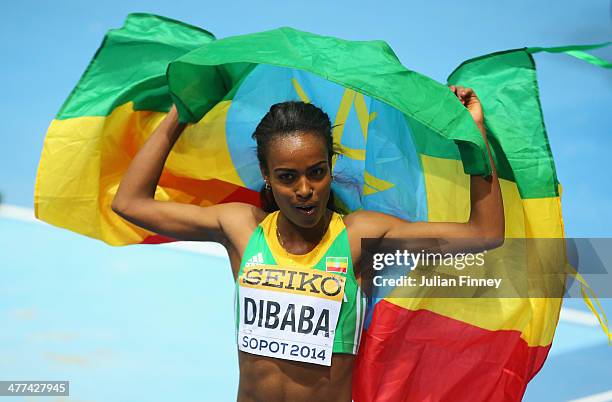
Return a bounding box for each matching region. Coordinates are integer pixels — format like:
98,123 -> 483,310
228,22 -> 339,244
252,101 -> 339,213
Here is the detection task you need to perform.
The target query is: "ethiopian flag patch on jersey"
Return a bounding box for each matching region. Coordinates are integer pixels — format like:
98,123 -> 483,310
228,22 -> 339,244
326,257 -> 348,274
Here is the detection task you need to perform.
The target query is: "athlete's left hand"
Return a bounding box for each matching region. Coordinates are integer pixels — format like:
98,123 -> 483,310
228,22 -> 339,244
449,85 -> 484,128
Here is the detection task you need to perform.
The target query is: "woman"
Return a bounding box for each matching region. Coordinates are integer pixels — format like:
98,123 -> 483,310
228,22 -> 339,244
111,85 -> 504,402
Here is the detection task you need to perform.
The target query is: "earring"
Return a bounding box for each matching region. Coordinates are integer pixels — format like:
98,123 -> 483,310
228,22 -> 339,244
265,181 -> 271,190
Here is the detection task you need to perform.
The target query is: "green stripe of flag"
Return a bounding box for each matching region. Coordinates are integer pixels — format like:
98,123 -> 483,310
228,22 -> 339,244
448,49 -> 558,199
528,42 -> 611,68
56,13 -> 215,120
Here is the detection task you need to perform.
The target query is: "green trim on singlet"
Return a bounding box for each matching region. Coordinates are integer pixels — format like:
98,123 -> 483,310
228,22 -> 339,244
235,210 -> 366,354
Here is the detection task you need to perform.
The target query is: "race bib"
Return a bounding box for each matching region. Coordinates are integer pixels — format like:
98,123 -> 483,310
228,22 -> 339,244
237,264 -> 346,366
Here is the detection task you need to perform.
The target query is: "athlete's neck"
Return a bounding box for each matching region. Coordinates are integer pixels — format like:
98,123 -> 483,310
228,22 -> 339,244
277,209 -> 332,248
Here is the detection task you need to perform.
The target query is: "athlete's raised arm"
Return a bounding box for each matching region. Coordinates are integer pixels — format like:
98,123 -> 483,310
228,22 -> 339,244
111,105 -> 256,244
346,86 -> 504,251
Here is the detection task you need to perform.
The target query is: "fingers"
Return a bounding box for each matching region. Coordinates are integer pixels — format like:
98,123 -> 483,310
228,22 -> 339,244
449,85 -> 465,105
448,85 -> 475,106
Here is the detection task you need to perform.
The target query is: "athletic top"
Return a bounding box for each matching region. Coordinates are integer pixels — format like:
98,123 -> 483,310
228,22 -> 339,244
234,210 -> 366,365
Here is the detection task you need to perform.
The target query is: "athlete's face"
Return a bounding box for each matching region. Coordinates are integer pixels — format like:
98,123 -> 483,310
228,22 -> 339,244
262,132 -> 332,228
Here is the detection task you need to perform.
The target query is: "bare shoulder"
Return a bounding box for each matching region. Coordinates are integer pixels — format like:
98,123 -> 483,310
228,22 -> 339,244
341,210 -> 398,273
217,202 -> 266,239
343,209 -> 398,239
217,203 -> 267,277
342,210 -> 392,267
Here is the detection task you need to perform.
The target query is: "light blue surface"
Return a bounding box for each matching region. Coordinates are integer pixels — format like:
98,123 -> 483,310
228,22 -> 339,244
0,217 -> 239,401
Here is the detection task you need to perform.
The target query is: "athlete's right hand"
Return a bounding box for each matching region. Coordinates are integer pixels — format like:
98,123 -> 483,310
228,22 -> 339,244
449,85 -> 484,129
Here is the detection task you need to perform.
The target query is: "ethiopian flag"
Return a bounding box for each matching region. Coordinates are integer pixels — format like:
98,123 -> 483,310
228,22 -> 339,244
35,13 -> 609,402
326,257 -> 349,274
